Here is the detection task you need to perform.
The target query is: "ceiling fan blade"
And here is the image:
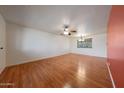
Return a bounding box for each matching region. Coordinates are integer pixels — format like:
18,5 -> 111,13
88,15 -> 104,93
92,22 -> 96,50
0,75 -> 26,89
70,30 -> 77,33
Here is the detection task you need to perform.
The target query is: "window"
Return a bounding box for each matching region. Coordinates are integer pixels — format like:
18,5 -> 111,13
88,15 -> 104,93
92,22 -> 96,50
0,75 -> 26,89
77,38 -> 92,48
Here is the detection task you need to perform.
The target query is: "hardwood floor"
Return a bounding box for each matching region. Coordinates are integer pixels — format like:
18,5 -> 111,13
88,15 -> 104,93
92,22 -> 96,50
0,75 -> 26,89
0,53 -> 113,88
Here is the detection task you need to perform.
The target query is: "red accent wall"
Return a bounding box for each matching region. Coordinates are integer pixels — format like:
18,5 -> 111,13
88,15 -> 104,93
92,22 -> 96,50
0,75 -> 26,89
108,5 -> 124,88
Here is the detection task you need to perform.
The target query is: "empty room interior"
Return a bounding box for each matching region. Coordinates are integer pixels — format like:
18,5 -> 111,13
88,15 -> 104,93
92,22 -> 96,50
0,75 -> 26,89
0,5 -> 124,88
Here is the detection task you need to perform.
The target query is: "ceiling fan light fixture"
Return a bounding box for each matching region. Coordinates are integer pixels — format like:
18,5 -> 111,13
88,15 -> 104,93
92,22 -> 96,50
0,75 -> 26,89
64,28 -> 68,31
64,31 -> 69,35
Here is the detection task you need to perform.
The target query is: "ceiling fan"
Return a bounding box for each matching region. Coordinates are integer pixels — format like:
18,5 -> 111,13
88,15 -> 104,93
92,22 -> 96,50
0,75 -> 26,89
61,24 -> 77,36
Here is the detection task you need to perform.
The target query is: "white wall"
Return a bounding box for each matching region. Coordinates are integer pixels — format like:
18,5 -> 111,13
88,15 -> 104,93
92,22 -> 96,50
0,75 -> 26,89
6,22 -> 107,66
69,33 -> 107,57
6,22 -> 70,66
0,14 -> 6,74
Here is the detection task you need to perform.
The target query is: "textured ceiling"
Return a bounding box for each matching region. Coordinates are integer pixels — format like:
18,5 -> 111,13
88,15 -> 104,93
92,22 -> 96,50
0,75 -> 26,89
0,5 -> 111,36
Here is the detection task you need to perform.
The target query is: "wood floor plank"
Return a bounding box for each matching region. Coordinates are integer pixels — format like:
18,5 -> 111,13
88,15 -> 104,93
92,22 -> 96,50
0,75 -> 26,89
0,53 -> 113,88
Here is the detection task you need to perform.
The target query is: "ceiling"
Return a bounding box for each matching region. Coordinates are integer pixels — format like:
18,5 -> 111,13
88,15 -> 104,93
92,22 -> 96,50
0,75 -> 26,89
0,5 -> 111,36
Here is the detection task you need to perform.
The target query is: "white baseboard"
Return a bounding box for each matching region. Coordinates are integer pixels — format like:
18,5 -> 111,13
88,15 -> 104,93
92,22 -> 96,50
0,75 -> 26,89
0,67 -> 5,75
23,52 -> 70,63
70,52 -> 106,58
106,62 -> 116,88
7,52 -> 70,67
7,52 -> 106,67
